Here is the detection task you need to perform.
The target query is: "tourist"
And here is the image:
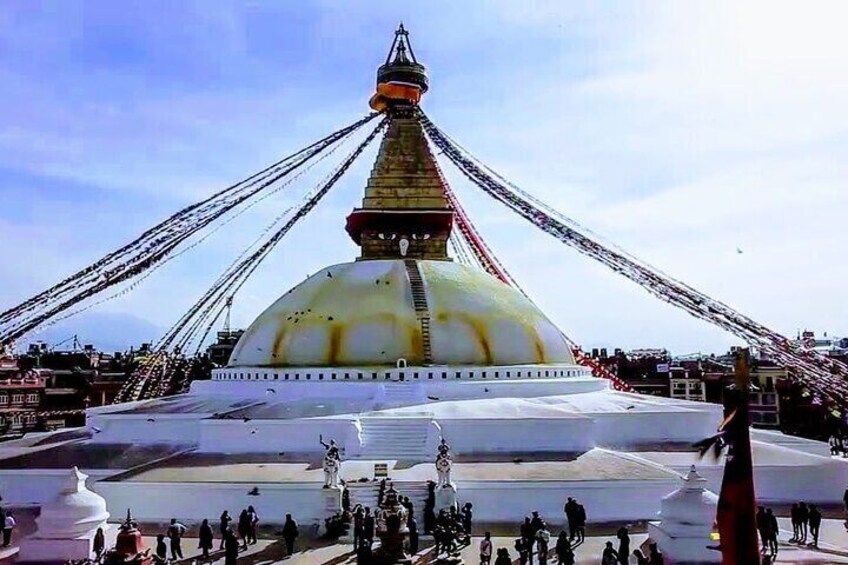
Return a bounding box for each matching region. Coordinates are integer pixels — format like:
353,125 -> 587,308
402,496 -> 414,521
167,518 -> 187,560
198,518 -> 214,559
353,505 -> 364,549
515,537 -> 529,565
494,547 -> 512,565
616,526 -> 630,565
555,533 -> 574,565
765,508 -> 779,556
647,542 -> 664,565
356,539 -> 373,565
520,517 -> 535,565
247,505 -> 259,544
462,502 -> 473,535
602,541 -> 620,565
530,511 -> 544,535
564,498 -> 578,541
844,486 -> 848,527
479,531 -> 493,565
342,488 -> 351,513
536,522 -> 551,565
219,510 -> 232,550
632,549 -> 649,565
224,529 -> 239,565
377,479 -> 387,507
575,504 -> 587,544
808,504 -> 822,548
155,534 -> 168,563
93,526 -> 106,562
798,502 -> 809,544
237,509 -> 250,550
282,513 -> 298,556
756,506 -> 768,552
424,481 -> 436,534
363,506 -> 375,547
408,515 -> 419,555
1,511 -> 14,547
789,502 -> 800,541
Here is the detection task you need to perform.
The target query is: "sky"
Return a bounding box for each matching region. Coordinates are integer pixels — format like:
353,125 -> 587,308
0,1 -> 846,355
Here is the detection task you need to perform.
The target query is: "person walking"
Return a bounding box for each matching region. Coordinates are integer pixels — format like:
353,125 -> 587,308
237,509 -> 250,550
93,526 -> 106,562
648,543 -> 664,565
353,506 -> 364,550
602,541 -> 620,565
2,512 -> 14,547
575,504 -> 587,544
198,518 -> 214,559
219,511 -> 232,550
479,531 -> 493,565
798,502 -> 809,544
363,507 -> 375,548
632,549 -> 649,565
520,517 -> 535,565
408,515 -> 419,555
790,503 -> 800,542
808,504 -> 822,548
167,518 -> 187,560
555,533 -> 574,565
224,529 -> 239,565
536,522 -> 551,565
282,513 -> 299,556
462,502 -> 473,535
616,526 -> 630,564
155,534 -> 168,563
765,508 -> 779,556
494,548 -> 512,565
564,498 -> 578,541
756,506 -> 768,553
247,505 -> 259,545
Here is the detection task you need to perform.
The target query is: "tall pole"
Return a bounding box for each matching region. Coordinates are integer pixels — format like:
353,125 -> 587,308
716,348 -> 760,564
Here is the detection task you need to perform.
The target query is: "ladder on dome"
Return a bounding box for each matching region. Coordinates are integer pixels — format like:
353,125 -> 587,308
404,260 -> 433,365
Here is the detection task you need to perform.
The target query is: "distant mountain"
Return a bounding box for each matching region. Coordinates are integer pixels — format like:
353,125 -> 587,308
21,311 -> 165,354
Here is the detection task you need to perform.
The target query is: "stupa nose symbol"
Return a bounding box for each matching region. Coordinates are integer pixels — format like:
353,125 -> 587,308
399,237 -> 410,256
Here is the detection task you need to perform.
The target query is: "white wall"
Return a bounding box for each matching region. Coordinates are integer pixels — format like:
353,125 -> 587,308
439,418 -> 595,454
198,418 -> 361,455
93,481 -> 333,532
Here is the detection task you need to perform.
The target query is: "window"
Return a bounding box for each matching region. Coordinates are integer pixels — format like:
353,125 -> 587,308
495,371 -> 499,378
455,372 -> 461,379
414,372 -> 418,379
318,373 -> 324,380
507,371 -> 511,377
545,370 -> 549,377
372,372 -> 377,380
12,394 -> 24,404
761,393 -> 776,406
26,393 -> 38,404
0,394 -> 8,404
482,371 -> 487,379
428,372 -> 433,380
24,414 -> 36,425
345,373 -> 350,380
442,372 -> 447,379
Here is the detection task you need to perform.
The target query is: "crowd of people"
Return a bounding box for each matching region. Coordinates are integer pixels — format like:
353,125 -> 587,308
788,501 -> 823,549
144,506 -> 299,565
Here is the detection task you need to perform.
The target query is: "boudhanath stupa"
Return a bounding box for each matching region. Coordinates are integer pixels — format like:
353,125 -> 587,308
2,27 -> 846,535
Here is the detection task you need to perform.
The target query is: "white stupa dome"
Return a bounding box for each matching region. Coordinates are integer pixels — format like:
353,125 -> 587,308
34,467 -> 110,539
229,259 -> 575,368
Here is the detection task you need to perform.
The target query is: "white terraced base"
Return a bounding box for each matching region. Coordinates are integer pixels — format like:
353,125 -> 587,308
381,383 -> 422,405
358,417 -> 432,460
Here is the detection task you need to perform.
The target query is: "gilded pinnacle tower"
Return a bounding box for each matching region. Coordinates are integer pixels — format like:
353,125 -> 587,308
345,25 -> 454,261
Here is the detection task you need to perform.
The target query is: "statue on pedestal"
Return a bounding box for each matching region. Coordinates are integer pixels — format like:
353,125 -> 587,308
320,434 -> 341,489
435,437 -> 452,487
106,510 -> 151,565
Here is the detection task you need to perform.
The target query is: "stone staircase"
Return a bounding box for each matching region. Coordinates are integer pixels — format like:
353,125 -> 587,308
345,480 -> 430,525
383,382 -> 421,405
358,417 -> 433,460
404,260 -> 433,365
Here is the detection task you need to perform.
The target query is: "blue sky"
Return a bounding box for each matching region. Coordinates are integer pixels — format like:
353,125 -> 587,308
1,1 -> 846,354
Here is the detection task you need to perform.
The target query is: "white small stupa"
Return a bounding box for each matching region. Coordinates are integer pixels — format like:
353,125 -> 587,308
648,465 -> 720,564
19,466 -> 111,562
